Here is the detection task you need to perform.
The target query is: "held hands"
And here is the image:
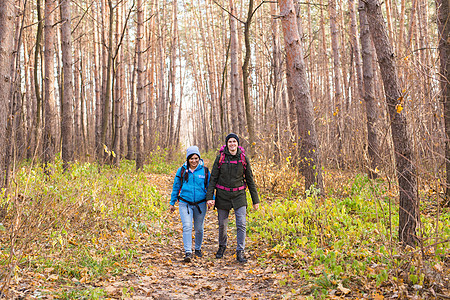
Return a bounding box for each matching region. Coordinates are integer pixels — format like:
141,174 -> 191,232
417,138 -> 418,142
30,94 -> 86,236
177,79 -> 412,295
253,203 -> 260,210
169,205 -> 176,213
207,200 -> 215,210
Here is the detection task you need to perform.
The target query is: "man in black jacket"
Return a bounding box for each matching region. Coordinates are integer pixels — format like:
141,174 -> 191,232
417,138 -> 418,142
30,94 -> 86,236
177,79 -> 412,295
206,133 -> 259,263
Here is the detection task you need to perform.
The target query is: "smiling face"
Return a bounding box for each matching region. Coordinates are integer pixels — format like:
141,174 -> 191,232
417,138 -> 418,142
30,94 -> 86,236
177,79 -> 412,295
227,138 -> 238,154
188,154 -> 200,169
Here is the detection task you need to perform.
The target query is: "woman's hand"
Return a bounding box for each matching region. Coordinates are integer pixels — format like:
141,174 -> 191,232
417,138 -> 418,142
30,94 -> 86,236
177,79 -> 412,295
169,205 -> 176,213
207,200 -> 215,210
253,203 -> 260,210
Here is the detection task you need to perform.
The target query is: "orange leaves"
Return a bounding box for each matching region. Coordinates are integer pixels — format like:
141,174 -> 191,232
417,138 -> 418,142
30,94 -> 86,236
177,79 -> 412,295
396,90 -> 408,114
333,107 -> 339,116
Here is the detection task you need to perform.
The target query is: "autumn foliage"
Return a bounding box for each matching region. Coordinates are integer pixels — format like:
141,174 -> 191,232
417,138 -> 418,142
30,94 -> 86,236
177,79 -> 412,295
0,154 -> 448,298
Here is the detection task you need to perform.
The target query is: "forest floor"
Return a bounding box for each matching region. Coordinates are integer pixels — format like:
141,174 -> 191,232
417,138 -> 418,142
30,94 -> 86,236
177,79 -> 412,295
2,162 -> 450,299
86,173 -> 308,300
6,172 -> 309,299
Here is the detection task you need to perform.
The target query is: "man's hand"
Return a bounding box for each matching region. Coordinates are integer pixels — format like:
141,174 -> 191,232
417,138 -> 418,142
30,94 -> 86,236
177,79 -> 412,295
207,200 -> 215,210
169,205 -> 176,213
253,203 -> 260,210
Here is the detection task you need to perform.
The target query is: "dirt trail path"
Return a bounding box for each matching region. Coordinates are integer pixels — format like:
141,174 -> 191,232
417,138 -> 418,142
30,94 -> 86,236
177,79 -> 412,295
119,173 -> 302,300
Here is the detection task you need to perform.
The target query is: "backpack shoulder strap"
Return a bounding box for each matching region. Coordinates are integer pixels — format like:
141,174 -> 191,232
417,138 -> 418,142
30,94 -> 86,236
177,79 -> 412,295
218,145 -> 226,169
178,165 -> 186,196
238,146 -> 247,170
180,165 -> 186,181
203,166 -> 209,188
218,152 -> 225,168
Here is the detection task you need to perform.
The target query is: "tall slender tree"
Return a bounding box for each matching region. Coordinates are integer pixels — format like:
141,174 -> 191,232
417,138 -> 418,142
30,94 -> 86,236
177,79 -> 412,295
436,0 -> 450,202
329,0 -> 344,167
278,0 -> 323,192
168,0 -> 178,149
358,0 -> 380,179
34,0 -> 44,158
60,0 -> 74,167
242,0 -> 256,153
43,0 -> 58,168
0,0 -> 16,186
135,0 -> 145,170
229,0 -> 241,134
365,0 -> 419,246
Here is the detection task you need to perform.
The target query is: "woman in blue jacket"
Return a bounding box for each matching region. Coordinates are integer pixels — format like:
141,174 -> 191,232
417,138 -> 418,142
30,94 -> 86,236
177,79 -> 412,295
170,146 -> 210,262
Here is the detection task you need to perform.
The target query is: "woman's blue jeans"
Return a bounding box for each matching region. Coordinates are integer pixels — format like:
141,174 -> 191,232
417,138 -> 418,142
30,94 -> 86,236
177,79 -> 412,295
178,201 -> 207,253
217,206 -> 247,251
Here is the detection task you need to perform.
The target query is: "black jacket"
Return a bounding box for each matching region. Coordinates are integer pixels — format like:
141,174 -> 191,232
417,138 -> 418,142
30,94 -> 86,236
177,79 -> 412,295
206,146 -> 259,210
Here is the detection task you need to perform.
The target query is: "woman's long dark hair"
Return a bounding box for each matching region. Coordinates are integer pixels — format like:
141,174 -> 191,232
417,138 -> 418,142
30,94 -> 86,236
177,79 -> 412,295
185,154 -> 198,182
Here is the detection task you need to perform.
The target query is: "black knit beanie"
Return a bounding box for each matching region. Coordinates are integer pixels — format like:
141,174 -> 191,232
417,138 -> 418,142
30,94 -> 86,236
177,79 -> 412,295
225,133 -> 239,145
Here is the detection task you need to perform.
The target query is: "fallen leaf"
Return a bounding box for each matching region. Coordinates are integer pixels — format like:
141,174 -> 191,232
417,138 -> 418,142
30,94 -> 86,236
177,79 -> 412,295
337,283 -> 351,295
47,274 -> 58,281
373,293 -> 384,300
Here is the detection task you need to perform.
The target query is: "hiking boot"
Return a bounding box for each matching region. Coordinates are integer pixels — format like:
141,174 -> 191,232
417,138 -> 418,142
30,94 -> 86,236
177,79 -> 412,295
236,250 -> 247,263
194,250 -> 203,258
215,245 -> 226,258
184,252 -> 192,262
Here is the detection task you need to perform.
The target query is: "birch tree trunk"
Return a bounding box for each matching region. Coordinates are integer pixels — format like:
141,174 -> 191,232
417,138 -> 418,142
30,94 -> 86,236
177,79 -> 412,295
436,0 -> 450,202
365,0 -> 418,246
44,0 -> 57,168
278,0 -> 323,192
60,0 -> 74,167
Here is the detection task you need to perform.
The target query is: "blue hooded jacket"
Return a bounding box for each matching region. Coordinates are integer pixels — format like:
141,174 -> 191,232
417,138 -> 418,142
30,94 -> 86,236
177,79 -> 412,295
170,159 -> 210,206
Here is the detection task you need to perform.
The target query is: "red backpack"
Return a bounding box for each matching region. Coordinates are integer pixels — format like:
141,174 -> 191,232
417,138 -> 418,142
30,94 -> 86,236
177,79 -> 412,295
215,145 -> 247,192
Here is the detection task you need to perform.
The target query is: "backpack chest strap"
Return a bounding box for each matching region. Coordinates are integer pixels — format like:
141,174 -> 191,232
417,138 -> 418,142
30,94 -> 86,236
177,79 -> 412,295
222,160 -> 245,164
215,184 -> 246,192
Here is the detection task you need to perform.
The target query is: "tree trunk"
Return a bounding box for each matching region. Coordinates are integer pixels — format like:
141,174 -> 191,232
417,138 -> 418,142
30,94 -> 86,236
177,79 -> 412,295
270,2 -> 283,163
242,0 -> 256,154
94,4 -> 102,162
436,0 -> 450,202
34,0 -> 44,159
229,0 -> 240,134
44,0 -> 57,169
278,0 -> 323,192
135,0 -> 144,170
365,0 -> 418,246
157,4 -> 167,147
349,0 -> 364,100
100,0 -> 114,163
168,0 -> 178,150
0,0 -> 15,186
126,53 -> 136,160
329,0 -> 344,168
358,0 -> 380,179
74,44 -> 81,158
60,0 -> 74,167
112,0 -> 124,166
